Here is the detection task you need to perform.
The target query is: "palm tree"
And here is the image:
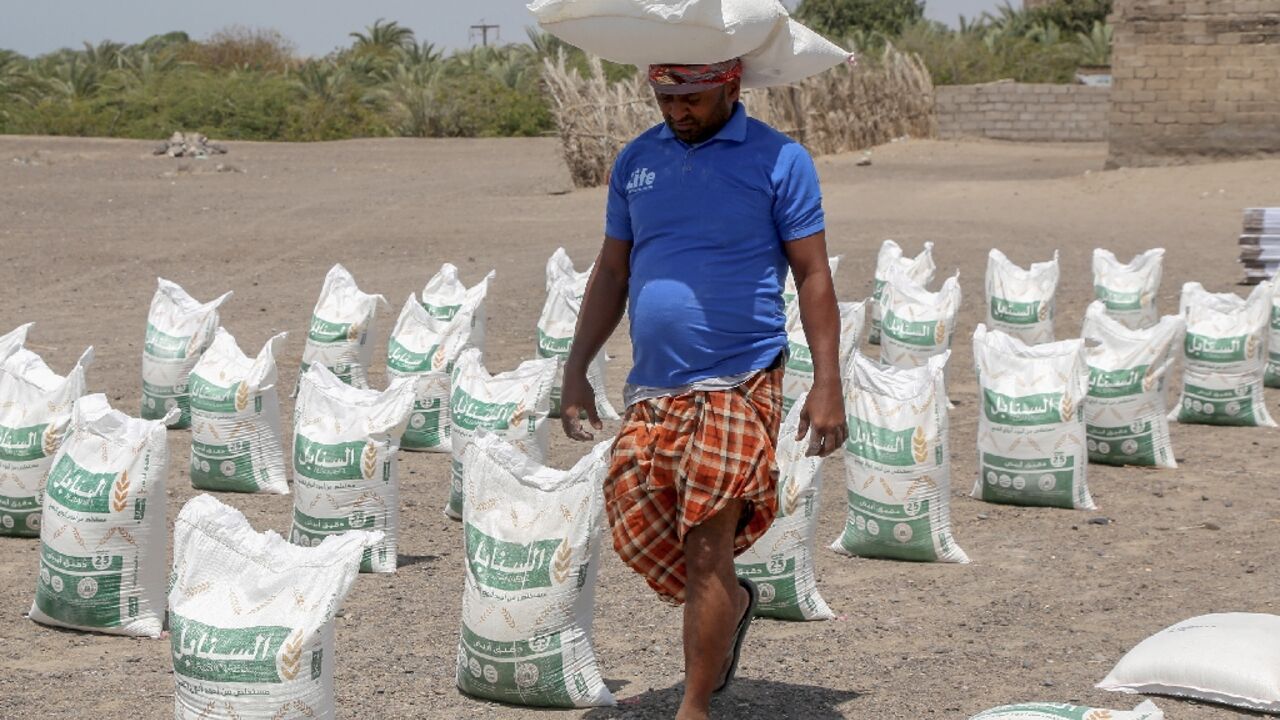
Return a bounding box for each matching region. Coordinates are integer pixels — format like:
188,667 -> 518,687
350,19 -> 416,56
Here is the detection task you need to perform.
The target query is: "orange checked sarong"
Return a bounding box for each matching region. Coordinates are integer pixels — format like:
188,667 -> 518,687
604,364 -> 784,604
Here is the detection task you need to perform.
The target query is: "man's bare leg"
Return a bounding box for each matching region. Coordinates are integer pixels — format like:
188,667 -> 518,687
676,500 -> 751,720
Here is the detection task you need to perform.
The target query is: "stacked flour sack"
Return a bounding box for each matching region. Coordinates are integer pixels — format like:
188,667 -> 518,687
388,263 -> 494,453
781,297 -> 865,415
141,279 -> 231,427
31,395 -> 174,636
1174,281 -> 1275,427
538,248 -> 618,420
0,325 -> 92,537
300,264 -> 386,389
869,241 -> 935,345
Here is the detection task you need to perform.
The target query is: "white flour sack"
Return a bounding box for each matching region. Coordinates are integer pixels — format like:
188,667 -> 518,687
187,329 -> 289,494
1097,613 -> 1280,714
420,263 -> 495,352
291,364 -> 416,573
170,494 -> 379,720
972,325 -> 1092,510
457,432 -> 614,708
986,249 -> 1060,344
870,240 -> 935,345
1173,281 -> 1275,427
0,322 -> 32,360
0,342 -> 93,537
31,394 -> 175,637
446,349 -> 556,520
300,264 -> 386,390
734,394 -> 834,620
528,0 -> 850,88
781,297 -> 865,415
833,352 -> 968,563
1267,288 -> 1280,388
538,278 -> 619,420
1093,248 -> 1165,330
879,270 -> 961,371
1082,303 -> 1184,469
782,255 -> 842,308
971,701 -> 1163,720
142,278 -> 232,428
546,247 -> 592,300
387,294 -> 479,453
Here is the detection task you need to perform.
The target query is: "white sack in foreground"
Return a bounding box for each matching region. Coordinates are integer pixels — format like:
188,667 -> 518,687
171,494 -> 380,720
457,432 -> 615,708
142,278 -> 231,427
1098,613 -> 1280,714
970,700 -> 1163,720
1173,281 -> 1275,426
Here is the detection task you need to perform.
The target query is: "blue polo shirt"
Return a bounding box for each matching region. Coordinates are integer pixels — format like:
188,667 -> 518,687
605,102 -> 825,389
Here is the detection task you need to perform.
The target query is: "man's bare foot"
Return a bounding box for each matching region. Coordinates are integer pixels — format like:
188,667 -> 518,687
713,582 -> 752,688
675,707 -> 711,720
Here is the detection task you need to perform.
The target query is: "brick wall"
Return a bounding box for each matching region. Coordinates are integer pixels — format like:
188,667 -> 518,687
935,82 -> 1111,141
1107,0 -> 1280,166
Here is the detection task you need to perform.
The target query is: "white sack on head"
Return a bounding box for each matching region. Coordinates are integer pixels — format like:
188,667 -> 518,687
538,277 -> 618,420
300,264 -> 385,390
972,325 -> 1092,510
528,0 -> 850,87
782,255 -> 841,308
970,701 -> 1163,720
457,433 -> 615,708
171,494 -> 380,720
870,240 -> 935,345
1093,248 -> 1165,329
1082,303 -> 1183,469
735,393 -> 834,620
781,298 -> 865,415
1172,281 -> 1275,427
420,262 -> 495,351
879,270 -> 961,373
833,352 -> 967,563
388,293 -> 481,453
985,249 -> 1059,345
291,364 -> 416,573
0,343 -> 92,537
1097,613 -> 1280,714
141,278 -> 232,428
31,394 -> 174,637
446,349 -> 556,520
188,329 -> 289,494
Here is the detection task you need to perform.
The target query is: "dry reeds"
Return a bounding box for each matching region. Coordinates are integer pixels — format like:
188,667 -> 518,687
542,45 -> 937,188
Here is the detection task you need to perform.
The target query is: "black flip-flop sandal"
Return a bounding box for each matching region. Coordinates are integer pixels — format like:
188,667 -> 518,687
714,577 -> 759,694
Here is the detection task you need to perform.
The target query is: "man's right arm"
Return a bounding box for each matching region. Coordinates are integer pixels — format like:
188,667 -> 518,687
561,237 -> 631,441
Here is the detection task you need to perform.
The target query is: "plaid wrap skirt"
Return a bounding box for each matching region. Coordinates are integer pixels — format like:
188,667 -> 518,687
605,364 -> 784,604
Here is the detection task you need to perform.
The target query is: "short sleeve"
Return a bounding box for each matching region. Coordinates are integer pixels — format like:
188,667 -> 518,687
604,152 -> 633,241
770,143 -> 825,242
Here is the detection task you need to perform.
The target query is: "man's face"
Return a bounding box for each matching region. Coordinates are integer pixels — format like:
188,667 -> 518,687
655,81 -> 740,145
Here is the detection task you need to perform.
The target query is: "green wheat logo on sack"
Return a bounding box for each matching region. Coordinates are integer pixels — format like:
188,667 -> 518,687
990,298 -> 1046,326
387,338 -> 438,374
536,330 -> 573,359
845,417 -> 924,467
293,436 -> 374,481
983,389 -> 1069,426
1185,332 -> 1250,363
882,309 -> 943,348
1095,285 -> 1144,312
144,323 -> 190,360
1088,365 -> 1150,399
0,423 -> 50,462
451,388 -> 517,432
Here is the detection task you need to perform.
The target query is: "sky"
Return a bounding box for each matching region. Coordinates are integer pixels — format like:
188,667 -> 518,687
0,1 -> 1009,58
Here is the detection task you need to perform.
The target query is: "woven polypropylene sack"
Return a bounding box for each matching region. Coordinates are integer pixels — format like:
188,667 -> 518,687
971,700 -> 1163,720
142,278 -> 231,427
1267,290 -> 1280,388
187,329 -> 288,493
781,298 -> 864,416
879,271 -> 961,374
537,277 -> 618,420
31,395 -> 174,637
734,393 -> 834,620
1098,613 -> 1280,714
0,322 -> 31,362
986,249 -> 1059,345
299,264 -> 385,390
972,325 -> 1092,510
1173,281 -> 1275,427
291,364 -> 416,573
420,263 -> 495,353
833,351 -> 968,562
1093,248 -> 1165,330
446,349 -> 556,520
545,247 -> 592,300
0,342 -> 92,537
457,432 -> 615,708
870,240 -> 935,345
171,494 -> 380,720
782,255 -> 841,309
387,293 -> 480,453
1082,303 -> 1183,469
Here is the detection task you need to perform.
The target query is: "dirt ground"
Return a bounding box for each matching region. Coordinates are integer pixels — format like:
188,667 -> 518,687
0,132 -> 1277,720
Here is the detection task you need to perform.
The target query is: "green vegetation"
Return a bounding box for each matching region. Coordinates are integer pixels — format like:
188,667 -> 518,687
794,0 -> 926,39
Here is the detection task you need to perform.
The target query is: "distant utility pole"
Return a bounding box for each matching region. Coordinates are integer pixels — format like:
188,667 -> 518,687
469,20 -> 500,47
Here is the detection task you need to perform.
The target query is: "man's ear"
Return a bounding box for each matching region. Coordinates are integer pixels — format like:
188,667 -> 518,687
725,78 -> 742,104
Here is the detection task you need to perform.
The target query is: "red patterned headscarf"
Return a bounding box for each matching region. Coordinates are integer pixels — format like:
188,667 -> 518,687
648,58 -> 743,95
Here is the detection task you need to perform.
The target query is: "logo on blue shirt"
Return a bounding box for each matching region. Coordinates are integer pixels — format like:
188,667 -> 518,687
625,167 -> 657,194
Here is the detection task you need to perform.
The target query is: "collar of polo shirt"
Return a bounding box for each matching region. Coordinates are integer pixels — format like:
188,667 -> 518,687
658,101 -> 749,147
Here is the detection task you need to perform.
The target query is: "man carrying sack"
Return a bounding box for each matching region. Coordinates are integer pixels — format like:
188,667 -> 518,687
559,54 -> 847,720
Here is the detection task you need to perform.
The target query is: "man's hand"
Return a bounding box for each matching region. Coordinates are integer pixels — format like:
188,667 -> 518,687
560,369 -> 603,442
796,378 -> 846,457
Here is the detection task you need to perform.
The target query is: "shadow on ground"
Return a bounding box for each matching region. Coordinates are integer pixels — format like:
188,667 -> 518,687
585,679 -> 862,719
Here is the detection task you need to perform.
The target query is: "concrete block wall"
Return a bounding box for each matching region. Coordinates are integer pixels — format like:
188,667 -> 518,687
1107,0 -> 1280,166
935,82 -> 1111,142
